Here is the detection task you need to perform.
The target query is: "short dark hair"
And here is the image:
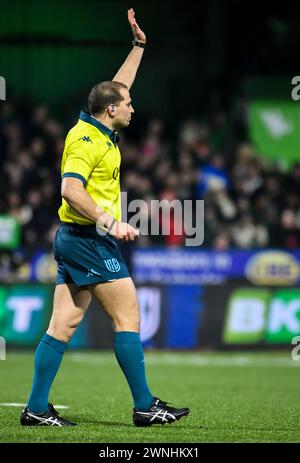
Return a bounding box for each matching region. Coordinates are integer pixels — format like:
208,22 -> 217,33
88,81 -> 128,116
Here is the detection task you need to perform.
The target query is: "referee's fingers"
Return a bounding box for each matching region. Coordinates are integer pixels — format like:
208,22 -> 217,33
127,226 -> 140,240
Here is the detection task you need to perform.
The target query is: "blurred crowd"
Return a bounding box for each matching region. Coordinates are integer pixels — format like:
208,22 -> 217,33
1,97 -> 300,272
122,111 -> 300,250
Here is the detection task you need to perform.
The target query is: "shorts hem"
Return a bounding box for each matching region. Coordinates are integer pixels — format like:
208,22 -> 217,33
55,280 -> 74,285
76,275 -> 130,287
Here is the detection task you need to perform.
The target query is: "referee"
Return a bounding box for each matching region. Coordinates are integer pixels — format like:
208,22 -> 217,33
21,8 -> 190,427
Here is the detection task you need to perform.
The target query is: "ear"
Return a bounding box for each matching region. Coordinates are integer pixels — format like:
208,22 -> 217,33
108,104 -> 116,116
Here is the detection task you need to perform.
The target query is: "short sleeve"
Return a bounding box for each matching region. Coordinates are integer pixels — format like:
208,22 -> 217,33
62,139 -> 98,186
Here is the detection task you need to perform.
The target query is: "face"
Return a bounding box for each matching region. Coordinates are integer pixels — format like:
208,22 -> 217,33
111,88 -> 134,129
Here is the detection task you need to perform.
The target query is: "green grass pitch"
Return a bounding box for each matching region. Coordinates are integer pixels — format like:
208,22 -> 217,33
0,351 -> 299,443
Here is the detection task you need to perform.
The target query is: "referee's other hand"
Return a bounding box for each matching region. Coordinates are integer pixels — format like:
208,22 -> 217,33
110,221 -> 140,241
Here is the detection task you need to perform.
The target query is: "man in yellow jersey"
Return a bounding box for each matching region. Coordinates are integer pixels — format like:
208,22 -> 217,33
21,8 -> 189,427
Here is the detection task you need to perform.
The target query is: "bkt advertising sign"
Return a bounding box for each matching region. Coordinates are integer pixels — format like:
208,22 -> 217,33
223,288 -> 300,345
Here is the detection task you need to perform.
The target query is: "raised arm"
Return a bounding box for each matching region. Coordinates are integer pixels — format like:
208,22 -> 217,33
113,8 -> 146,90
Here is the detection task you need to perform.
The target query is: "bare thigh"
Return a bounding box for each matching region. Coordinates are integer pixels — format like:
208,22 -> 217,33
88,277 -> 140,333
47,284 -> 92,342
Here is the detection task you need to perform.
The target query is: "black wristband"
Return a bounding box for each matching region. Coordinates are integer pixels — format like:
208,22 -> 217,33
132,39 -> 146,49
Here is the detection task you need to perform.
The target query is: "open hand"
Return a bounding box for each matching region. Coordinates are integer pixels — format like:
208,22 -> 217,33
128,8 -> 146,43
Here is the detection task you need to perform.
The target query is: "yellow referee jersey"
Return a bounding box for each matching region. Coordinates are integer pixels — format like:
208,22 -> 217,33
58,111 -> 121,225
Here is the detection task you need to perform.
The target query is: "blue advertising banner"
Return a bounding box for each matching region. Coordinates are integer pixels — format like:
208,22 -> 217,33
132,249 -> 300,286
4,248 -> 300,286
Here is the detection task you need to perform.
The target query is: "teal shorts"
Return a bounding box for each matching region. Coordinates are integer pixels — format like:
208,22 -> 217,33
53,222 -> 130,286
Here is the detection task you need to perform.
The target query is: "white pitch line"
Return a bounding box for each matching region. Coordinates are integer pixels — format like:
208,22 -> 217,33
68,354 -> 300,368
0,403 -> 69,409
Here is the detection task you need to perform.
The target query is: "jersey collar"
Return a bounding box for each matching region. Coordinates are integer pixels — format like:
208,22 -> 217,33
79,111 -> 120,144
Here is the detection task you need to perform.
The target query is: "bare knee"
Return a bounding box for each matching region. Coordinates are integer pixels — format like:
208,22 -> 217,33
47,316 -> 83,343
